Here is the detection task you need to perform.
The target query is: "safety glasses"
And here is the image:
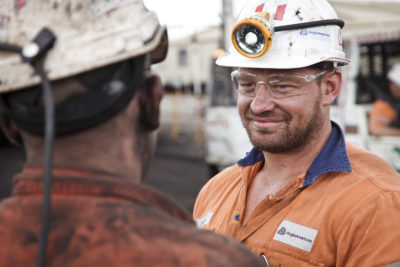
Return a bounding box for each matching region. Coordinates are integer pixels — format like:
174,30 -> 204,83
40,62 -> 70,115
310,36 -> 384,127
231,70 -> 328,99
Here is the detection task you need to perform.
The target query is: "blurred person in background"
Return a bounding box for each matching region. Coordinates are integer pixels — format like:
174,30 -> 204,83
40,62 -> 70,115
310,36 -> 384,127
0,1 -> 265,266
194,0 -> 400,266
369,62 -> 400,136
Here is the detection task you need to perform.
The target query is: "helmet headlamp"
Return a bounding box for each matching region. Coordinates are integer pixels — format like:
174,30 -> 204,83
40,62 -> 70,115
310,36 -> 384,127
232,17 -> 272,58
232,8 -> 346,59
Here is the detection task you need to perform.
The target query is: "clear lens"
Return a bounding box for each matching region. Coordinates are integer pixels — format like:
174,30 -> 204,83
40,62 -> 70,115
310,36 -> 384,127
235,25 -> 266,55
231,70 -> 327,98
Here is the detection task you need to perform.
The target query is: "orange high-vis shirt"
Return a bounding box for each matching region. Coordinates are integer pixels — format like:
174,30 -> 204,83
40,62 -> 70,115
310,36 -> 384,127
369,99 -> 397,131
194,123 -> 400,266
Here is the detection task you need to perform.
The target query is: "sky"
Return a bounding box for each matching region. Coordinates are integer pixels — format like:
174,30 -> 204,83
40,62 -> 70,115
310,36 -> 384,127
143,0 -> 248,39
143,0 -> 400,40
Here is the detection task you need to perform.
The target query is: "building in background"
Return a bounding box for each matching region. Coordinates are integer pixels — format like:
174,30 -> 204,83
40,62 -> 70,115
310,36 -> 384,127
154,26 -> 221,95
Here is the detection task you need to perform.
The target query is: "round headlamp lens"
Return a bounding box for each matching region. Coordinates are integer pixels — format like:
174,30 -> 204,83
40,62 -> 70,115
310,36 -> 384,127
231,18 -> 272,58
235,25 -> 266,55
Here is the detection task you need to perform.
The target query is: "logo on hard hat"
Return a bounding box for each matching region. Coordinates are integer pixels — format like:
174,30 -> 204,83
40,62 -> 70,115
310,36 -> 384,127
300,29 -> 309,36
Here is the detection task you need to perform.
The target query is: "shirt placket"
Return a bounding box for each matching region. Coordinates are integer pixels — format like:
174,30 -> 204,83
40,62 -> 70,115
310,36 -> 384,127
237,173 -> 305,242
225,162 -> 263,239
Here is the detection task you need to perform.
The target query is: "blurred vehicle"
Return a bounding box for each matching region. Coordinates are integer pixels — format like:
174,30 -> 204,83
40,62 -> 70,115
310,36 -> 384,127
330,1 -> 400,173
203,60 -> 252,177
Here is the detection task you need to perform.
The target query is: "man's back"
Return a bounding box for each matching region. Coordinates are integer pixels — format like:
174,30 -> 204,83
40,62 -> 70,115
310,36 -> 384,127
0,169 -> 264,267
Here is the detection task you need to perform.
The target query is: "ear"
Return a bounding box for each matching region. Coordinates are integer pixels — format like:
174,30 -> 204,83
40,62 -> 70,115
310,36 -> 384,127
321,70 -> 342,106
0,114 -> 23,146
138,75 -> 164,131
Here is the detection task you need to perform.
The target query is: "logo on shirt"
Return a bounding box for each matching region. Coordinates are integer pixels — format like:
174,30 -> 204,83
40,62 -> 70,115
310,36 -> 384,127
277,227 -> 287,235
195,212 -> 213,229
273,220 -> 318,253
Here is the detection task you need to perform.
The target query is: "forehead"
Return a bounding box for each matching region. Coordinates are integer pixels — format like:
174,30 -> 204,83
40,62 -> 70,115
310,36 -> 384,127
238,67 -> 316,76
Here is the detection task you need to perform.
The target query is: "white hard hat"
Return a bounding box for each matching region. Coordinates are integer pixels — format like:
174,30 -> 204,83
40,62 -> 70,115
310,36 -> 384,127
0,0 -> 167,93
388,63 -> 400,87
217,0 -> 350,69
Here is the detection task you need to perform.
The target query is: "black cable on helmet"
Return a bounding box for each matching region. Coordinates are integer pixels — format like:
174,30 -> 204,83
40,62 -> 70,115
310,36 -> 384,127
33,60 -> 54,267
0,43 -> 22,53
0,28 -> 56,267
274,19 -> 345,32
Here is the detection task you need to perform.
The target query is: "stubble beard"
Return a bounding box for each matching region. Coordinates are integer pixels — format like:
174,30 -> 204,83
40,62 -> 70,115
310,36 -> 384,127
242,100 -> 324,154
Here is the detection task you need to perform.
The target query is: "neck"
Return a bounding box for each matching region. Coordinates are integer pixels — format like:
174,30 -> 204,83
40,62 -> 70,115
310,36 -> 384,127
22,108 -> 150,183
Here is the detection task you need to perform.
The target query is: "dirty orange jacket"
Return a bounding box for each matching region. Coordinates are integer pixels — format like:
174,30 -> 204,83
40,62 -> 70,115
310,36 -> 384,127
194,123 -> 400,266
0,167 -> 264,267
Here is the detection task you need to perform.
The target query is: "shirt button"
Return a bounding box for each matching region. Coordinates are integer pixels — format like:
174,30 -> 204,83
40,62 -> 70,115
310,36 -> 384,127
234,214 -> 240,221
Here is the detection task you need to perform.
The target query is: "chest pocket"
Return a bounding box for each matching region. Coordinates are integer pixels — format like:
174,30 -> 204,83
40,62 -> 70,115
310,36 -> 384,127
257,220 -> 325,266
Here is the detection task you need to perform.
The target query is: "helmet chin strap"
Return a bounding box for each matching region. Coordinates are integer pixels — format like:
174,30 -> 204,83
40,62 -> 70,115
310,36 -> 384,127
0,28 -> 56,267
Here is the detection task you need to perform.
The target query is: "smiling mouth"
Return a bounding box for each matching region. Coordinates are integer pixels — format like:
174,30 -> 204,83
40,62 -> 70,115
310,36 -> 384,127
245,110 -> 291,127
253,118 -> 283,123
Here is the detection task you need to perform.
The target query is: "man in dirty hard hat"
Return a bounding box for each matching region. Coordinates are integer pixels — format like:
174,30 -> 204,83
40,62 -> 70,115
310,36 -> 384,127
0,1 -> 266,266
194,0 -> 400,266
369,62 -> 400,136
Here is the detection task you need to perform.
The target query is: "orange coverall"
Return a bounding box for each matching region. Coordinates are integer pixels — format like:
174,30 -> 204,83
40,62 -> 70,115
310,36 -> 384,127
194,122 -> 400,266
0,167 -> 264,267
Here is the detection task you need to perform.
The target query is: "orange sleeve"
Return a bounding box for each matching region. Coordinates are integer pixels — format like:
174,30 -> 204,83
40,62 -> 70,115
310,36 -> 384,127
337,191 -> 400,266
369,100 -> 397,130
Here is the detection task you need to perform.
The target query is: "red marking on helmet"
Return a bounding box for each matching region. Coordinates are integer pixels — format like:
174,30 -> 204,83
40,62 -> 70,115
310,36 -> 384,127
15,0 -> 26,11
274,4 -> 287,20
256,4 -> 265,12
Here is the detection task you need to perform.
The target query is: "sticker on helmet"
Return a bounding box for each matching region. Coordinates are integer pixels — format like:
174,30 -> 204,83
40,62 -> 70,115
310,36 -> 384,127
274,0 -> 288,20
298,28 -> 330,42
87,0 -> 141,17
14,0 -> 26,12
0,15 -> 10,29
0,15 -> 10,41
338,29 -> 343,46
255,0 -> 266,12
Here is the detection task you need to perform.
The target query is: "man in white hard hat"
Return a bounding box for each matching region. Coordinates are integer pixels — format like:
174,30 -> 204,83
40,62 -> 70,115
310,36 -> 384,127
0,1 -> 265,266
369,62 -> 400,136
194,0 -> 400,266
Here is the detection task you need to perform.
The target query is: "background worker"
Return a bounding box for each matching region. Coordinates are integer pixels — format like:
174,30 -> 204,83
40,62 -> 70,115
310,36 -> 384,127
194,0 -> 400,266
369,62 -> 400,136
0,1 -> 265,266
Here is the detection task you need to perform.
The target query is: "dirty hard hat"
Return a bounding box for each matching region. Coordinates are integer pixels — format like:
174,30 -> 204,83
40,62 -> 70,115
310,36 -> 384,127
0,0 -> 168,93
388,63 -> 400,87
217,0 -> 350,69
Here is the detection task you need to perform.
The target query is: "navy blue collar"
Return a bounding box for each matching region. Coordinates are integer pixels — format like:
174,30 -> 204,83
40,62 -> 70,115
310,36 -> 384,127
237,121 -> 352,187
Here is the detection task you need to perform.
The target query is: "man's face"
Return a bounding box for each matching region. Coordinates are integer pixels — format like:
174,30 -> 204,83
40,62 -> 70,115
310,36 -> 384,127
236,67 -> 326,154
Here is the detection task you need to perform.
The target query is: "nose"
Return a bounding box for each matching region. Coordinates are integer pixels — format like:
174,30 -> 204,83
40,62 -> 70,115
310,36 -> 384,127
250,83 -> 276,114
